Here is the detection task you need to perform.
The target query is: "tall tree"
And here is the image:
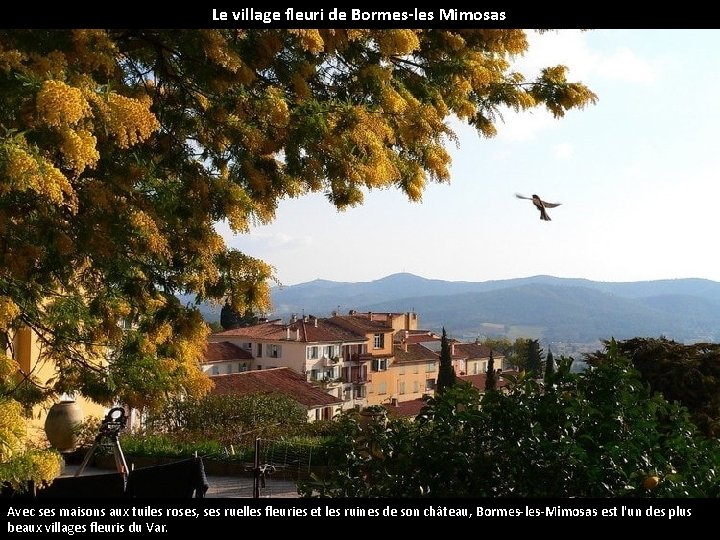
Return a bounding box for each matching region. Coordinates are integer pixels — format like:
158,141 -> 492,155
485,350 -> 497,391
586,337 -> 720,437
436,327 -> 456,394
0,30 -> 596,409
544,348 -> 555,382
526,339 -> 544,377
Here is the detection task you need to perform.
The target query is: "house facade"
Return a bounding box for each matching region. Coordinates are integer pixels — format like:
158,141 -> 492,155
203,310 -> 509,415
208,315 -> 370,410
209,367 -> 344,421
7,326 -> 109,444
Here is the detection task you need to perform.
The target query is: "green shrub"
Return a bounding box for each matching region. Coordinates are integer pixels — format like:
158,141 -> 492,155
299,346 -> 720,498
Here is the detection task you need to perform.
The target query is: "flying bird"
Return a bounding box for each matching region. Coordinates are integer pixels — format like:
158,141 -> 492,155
515,193 -> 561,221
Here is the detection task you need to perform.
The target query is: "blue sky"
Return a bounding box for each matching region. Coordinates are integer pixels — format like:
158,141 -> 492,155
219,30 -> 720,287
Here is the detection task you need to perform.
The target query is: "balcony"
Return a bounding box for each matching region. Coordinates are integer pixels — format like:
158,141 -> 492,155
319,376 -> 344,388
323,356 -> 340,367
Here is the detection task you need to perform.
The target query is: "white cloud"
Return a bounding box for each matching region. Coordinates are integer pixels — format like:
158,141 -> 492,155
495,108 -> 557,142
596,47 -> 656,83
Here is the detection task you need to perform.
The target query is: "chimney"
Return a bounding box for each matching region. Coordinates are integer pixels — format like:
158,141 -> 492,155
402,339 -> 408,352
314,316 -> 318,327
295,328 -> 300,341
390,397 -> 398,407
451,343 -> 455,355
286,327 -> 290,339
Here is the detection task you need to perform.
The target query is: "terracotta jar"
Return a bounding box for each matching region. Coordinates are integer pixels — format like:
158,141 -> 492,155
44,400 -> 84,452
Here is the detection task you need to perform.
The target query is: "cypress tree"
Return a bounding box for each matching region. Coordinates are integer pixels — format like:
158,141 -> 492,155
436,327 -> 457,394
526,339 -> 544,378
544,348 -> 555,383
485,350 -> 497,391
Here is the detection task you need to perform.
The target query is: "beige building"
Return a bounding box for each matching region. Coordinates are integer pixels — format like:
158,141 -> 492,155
208,315 -> 370,411
8,326 -> 108,446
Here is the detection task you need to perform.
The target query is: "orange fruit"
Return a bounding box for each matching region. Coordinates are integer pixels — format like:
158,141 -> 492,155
643,475 -> 660,490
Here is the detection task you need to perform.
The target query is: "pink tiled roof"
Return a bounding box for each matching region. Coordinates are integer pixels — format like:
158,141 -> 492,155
400,332 -> 441,344
204,341 -> 254,363
459,370 -> 517,392
384,398 -> 427,419
326,315 -> 393,334
211,317 -> 365,343
453,342 -> 498,359
210,367 -> 343,408
393,343 -> 439,364
212,319 -> 284,338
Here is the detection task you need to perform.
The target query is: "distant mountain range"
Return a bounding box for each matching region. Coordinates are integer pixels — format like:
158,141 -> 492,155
189,273 -> 720,344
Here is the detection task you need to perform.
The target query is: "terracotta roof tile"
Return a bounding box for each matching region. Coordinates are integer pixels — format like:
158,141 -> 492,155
211,317 -> 365,343
459,370 -> 517,391
204,341 -> 254,363
393,343 -> 439,364
453,342 -> 498,359
326,315 -> 393,334
384,398 -> 427,419
210,367 -> 343,408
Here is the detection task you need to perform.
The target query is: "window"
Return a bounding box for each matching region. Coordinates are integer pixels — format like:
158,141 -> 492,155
241,342 -> 252,350
413,364 -> 419,374
324,345 -> 337,358
378,382 -> 388,395
373,333 -> 384,349
398,365 -> 405,375
372,358 -> 388,372
425,379 -> 436,391
413,381 -> 419,393
267,344 -> 281,358
307,346 -> 319,360
398,381 -> 406,395
256,343 -> 262,357
211,365 -> 219,375
426,362 -> 437,373
239,362 -> 248,372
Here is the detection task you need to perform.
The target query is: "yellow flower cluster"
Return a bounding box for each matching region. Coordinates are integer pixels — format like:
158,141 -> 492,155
107,93 -> 160,148
0,398 -> 26,461
423,146 -> 450,179
0,296 -> 20,331
24,448 -> 63,486
261,87 -> 289,127
29,51 -> 68,80
60,126 -> 99,175
71,30 -> 117,73
289,29 -> 325,53
375,29 -> 421,56
89,92 -> 160,149
201,30 -> 242,72
129,210 -> 169,257
36,80 -> 91,128
3,144 -> 77,210
404,166 -> 426,201
0,47 -> 25,72
380,86 -> 407,115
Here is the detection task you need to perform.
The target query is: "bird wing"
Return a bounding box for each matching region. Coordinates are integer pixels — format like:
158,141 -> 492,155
515,193 -> 532,200
541,201 -> 561,208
